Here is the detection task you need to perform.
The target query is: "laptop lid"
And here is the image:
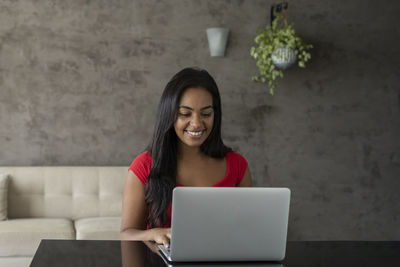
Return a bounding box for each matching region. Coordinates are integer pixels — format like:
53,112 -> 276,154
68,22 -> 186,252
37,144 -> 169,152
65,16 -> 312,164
169,187 -> 290,262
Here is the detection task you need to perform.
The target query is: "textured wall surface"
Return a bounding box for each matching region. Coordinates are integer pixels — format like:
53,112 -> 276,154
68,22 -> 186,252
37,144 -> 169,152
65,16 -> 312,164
0,0 -> 399,240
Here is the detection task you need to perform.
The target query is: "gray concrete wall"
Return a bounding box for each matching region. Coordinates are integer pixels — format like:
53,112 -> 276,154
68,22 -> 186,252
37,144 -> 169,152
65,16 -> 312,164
0,0 -> 399,240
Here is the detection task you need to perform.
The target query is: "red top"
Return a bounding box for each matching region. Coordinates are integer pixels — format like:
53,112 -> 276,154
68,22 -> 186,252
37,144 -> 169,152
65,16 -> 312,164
128,151 -> 248,227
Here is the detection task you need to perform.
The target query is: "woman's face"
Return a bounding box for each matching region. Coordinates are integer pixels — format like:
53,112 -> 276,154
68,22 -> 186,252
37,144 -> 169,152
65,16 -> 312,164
174,87 -> 214,149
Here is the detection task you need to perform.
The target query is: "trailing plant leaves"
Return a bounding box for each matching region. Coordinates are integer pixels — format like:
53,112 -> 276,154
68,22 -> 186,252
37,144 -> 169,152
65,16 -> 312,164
250,12 -> 312,95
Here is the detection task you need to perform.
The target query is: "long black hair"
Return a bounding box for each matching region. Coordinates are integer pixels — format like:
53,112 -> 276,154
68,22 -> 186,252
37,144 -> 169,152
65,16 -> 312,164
145,67 -> 231,228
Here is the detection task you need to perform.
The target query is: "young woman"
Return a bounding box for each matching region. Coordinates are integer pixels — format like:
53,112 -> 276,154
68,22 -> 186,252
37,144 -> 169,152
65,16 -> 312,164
120,67 -> 252,246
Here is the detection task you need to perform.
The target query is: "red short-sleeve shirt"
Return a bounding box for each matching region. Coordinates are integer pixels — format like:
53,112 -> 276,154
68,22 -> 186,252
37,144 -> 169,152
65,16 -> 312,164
128,151 -> 248,227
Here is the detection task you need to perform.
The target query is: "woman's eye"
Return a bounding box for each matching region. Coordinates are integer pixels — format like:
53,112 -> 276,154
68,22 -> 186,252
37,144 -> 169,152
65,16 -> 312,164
178,113 -> 190,117
202,113 -> 212,117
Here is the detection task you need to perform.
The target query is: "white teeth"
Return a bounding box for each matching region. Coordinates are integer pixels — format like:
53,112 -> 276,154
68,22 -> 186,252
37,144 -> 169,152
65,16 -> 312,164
186,130 -> 203,136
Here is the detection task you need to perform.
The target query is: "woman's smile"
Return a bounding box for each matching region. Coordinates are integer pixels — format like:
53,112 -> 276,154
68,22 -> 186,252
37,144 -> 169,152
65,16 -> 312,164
184,129 -> 206,138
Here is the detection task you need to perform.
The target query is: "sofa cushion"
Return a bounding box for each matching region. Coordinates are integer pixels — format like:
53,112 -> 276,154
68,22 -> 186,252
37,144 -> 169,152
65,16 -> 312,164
0,174 -> 9,220
74,217 -> 121,240
0,218 -> 75,257
0,167 -> 127,220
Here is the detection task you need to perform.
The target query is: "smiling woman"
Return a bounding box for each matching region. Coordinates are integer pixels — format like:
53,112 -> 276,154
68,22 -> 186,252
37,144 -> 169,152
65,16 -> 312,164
120,67 -> 252,246
174,88 -> 214,148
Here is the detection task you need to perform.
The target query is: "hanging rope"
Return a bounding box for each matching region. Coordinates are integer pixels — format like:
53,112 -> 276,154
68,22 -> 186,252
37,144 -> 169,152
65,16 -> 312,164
282,4 -> 288,26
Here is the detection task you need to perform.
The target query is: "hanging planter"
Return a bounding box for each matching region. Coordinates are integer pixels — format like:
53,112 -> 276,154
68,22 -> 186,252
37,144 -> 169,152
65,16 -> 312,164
206,27 -> 229,57
250,8 -> 313,95
271,46 -> 296,69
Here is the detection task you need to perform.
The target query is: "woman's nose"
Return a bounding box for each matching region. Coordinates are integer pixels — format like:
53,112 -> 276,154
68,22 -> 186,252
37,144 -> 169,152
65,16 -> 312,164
190,114 -> 202,128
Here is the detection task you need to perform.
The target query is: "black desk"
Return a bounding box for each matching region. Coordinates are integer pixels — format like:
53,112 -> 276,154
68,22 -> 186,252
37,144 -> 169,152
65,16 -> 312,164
30,240 -> 400,267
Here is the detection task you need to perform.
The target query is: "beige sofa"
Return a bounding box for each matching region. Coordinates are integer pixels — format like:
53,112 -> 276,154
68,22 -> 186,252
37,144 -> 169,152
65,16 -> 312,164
0,166 -> 127,267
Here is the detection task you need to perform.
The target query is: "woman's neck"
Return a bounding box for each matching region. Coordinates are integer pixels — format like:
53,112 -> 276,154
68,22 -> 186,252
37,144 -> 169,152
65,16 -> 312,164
177,143 -> 206,162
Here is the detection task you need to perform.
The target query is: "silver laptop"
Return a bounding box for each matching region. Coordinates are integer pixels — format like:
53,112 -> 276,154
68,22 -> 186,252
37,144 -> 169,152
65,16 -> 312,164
158,187 -> 291,263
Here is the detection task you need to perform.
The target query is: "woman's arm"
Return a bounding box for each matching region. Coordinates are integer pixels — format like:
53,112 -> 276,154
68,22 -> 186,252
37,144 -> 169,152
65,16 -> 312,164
120,171 -> 171,245
238,167 -> 252,187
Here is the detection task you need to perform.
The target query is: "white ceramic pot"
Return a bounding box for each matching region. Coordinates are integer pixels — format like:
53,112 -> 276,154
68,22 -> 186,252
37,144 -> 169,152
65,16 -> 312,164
271,46 -> 296,69
206,27 -> 229,57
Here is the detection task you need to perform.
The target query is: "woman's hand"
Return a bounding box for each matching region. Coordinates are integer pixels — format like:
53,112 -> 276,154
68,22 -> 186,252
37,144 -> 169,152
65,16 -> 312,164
150,228 -> 171,246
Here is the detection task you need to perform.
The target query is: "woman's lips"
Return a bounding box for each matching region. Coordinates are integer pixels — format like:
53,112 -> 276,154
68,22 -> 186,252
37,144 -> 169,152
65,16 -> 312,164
184,130 -> 205,138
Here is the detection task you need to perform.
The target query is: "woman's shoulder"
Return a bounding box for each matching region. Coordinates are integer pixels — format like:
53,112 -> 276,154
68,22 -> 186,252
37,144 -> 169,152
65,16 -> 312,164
128,151 -> 152,185
134,151 -> 152,162
226,151 -> 247,164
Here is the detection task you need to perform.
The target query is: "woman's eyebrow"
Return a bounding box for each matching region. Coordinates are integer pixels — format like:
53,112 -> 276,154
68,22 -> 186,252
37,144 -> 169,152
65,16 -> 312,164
200,105 -> 213,111
178,105 -> 213,110
178,105 -> 193,110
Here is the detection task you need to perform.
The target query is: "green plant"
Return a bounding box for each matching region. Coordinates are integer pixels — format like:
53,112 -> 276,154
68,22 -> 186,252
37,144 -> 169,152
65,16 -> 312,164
250,12 -> 313,95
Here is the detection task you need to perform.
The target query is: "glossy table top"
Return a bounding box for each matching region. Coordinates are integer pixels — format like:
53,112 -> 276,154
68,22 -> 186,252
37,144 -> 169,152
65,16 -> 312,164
30,240 -> 400,267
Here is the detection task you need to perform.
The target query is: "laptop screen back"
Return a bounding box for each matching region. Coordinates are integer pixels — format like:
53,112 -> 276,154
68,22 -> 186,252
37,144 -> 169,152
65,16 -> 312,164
169,187 -> 290,262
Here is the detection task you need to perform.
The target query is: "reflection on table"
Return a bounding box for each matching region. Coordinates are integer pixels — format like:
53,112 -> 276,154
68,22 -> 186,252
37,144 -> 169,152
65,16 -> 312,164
30,240 -> 400,267
121,241 -> 282,267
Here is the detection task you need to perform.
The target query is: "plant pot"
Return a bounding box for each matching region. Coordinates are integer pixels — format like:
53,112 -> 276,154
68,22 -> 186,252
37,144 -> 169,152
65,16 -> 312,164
271,46 -> 296,69
206,28 -> 229,57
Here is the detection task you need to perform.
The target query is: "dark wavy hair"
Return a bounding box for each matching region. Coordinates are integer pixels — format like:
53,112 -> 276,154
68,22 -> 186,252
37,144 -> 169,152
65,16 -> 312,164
145,67 -> 231,228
